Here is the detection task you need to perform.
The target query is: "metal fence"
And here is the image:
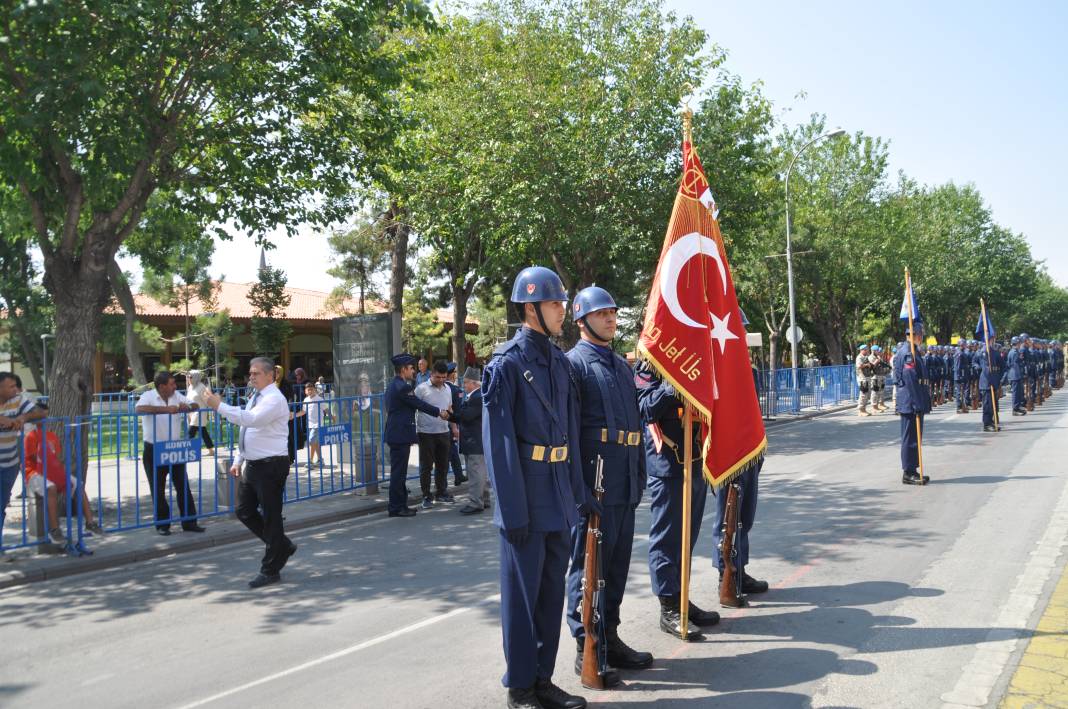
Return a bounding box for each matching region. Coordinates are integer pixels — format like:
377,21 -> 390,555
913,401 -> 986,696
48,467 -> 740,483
0,391 -> 385,556
756,364 -> 870,417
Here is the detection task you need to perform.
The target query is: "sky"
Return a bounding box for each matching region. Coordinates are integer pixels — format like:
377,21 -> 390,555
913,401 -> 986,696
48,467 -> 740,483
124,0 -> 1067,292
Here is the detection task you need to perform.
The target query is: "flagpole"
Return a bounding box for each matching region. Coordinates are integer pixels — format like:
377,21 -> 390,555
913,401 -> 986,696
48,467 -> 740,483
981,298 -> 999,432
680,402 -> 693,640
904,268 -> 925,483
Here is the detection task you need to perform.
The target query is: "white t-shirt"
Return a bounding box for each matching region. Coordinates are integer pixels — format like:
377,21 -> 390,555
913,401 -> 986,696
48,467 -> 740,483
137,389 -> 192,443
303,395 -> 327,430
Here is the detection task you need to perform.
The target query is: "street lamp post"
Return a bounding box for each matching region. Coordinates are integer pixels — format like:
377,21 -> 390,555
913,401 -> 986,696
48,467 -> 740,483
41,333 -> 55,397
784,128 -> 846,404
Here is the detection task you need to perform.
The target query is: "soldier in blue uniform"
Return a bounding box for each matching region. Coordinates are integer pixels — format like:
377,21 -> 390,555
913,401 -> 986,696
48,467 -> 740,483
1021,334 -> 1037,409
1007,337 -> 1026,415
383,354 -> 450,517
973,338 -> 1003,432
564,286 -> 653,688
954,340 -> 972,414
483,266 -> 589,709
895,324 -> 931,485
637,364 -> 719,640
1054,341 -> 1064,389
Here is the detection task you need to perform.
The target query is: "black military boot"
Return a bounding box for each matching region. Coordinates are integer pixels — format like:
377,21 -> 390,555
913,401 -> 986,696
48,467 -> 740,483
507,686 -> 544,709
605,627 -> 654,669
741,569 -> 769,594
574,638 -> 621,688
658,595 -> 703,640
901,470 -> 930,485
534,678 -> 587,709
687,601 -> 721,626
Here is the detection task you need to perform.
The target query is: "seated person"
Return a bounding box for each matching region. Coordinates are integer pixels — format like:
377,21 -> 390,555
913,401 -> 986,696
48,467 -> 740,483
24,427 -> 103,541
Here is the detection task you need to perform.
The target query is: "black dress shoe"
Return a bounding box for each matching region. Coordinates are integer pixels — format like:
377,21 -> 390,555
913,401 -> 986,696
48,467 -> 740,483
459,504 -> 483,515
388,508 -> 417,517
455,474 -> 468,484
984,425 -> 996,432
156,527 -> 171,536
687,601 -> 721,626
248,572 -> 280,589
534,678 -> 586,709
901,471 -> 930,485
741,572 -> 769,594
605,631 -> 653,669
182,524 -> 207,533
658,596 -> 703,640
573,653 -> 621,688
507,686 -> 543,709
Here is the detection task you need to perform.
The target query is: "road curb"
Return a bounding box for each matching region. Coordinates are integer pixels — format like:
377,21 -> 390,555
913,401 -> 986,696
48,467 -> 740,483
763,403 -> 855,427
0,495 -> 394,591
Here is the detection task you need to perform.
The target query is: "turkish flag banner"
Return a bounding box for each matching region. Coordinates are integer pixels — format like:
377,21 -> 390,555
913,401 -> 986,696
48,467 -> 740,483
638,137 -> 766,488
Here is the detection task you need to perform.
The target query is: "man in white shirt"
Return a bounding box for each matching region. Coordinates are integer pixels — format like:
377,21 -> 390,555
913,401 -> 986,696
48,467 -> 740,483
135,371 -> 205,536
414,360 -> 455,508
203,356 -> 295,588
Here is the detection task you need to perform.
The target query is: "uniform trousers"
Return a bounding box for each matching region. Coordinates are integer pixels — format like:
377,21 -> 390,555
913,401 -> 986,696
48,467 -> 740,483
236,455 -> 293,575
1011,379 -> 1025,410
565,503 -> 636,639
981,386 -> 999,427
899,414 -> 924,473
712,460 -> 761,573
387,443 -> 412,513
647,474 -> 708,598
956,381 -> 968,409
499,528 -> 570,689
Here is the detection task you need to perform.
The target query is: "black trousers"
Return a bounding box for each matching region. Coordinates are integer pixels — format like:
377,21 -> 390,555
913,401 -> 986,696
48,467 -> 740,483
417,432 -> 450,498
236,456 -> 293,575
142,442 -> 198,531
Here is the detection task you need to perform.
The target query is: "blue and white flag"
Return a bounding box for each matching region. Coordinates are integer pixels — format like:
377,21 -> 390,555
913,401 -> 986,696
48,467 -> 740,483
975,308 -> 995,340
899,282 -> 922,323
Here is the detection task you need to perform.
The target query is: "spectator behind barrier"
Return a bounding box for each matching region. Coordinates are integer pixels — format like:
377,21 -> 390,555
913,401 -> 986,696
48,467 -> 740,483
0,372 -> 46,542
24,427 -> 103,541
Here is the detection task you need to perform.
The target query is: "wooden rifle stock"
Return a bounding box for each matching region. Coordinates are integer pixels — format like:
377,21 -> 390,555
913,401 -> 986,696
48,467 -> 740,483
718,481 -> 747,608
580,456 -> 606,690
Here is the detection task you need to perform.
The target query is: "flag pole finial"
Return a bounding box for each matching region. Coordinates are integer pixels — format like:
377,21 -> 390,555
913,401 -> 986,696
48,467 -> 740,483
681,83 -> 694,142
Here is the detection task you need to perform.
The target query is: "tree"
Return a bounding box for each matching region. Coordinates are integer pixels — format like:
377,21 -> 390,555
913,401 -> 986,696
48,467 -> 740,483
468,291 -> 509,359
140,235 -> 217,361
0,0 -> 434,420
327,213 -> 392,315
402,288 -> 449,358
248,266 -> 292,359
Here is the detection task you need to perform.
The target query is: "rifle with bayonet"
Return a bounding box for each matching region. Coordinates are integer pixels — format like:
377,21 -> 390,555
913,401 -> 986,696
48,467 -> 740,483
580,455 -> 608,690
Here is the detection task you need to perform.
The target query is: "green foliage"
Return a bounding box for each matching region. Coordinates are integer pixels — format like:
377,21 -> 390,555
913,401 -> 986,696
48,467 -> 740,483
402,288 -> 448,356
326,212 -> 392,314
248,266 -> 292,356
468,292 -> 509,358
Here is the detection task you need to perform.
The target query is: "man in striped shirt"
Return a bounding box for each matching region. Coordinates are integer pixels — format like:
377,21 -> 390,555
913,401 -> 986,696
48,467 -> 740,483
0,372 -> 46,540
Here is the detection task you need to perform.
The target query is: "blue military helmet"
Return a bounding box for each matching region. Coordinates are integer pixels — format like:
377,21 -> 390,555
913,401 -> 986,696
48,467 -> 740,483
1020,332 -> 1030,340
1010,336 -> 1020,345
858,343 -> 870,351
872,345 -> 882,353
511,266 -> 568,303
572,286 -> 617,321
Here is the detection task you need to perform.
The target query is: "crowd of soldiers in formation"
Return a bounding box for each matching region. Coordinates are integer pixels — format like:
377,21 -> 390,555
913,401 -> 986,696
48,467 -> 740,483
856,335 -> 1066,420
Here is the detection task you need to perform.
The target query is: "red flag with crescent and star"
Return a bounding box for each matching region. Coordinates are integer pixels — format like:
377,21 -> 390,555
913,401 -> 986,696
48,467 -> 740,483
637,131 -> 766,488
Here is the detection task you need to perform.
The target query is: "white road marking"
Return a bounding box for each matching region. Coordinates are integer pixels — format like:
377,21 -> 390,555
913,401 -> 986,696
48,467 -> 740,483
176,595 -> 500,709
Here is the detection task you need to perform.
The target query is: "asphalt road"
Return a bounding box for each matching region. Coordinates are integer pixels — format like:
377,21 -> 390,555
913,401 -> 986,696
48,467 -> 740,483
3,395 -> 1067,709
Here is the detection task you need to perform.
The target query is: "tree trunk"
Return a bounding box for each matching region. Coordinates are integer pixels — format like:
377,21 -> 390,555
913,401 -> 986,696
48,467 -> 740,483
107,258 -> 147,386
184,299 -> 191,361
387,201 -> 409,314
451,285 -> 469,365
768,331 -> 779,374
814,320 -> 843,365
45,259 -> 112,420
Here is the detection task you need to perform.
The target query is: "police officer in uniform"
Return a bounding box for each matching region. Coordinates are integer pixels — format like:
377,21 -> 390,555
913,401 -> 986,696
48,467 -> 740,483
483,266 -> 589,709
855,344 -> 874,416
895,324 -> 931,485
637,364 -> 719,640
383,354 -> 450,517
973,338 -> 1002,432
564,286 -> 653,687
1007,337 -> 1026,415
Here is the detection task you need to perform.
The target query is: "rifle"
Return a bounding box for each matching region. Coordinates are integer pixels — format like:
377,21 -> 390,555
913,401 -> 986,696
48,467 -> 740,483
1026,379 -> 1034,411
719,480 -> 748,608
971,381 -> 980,410
580,455 -> 608,690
